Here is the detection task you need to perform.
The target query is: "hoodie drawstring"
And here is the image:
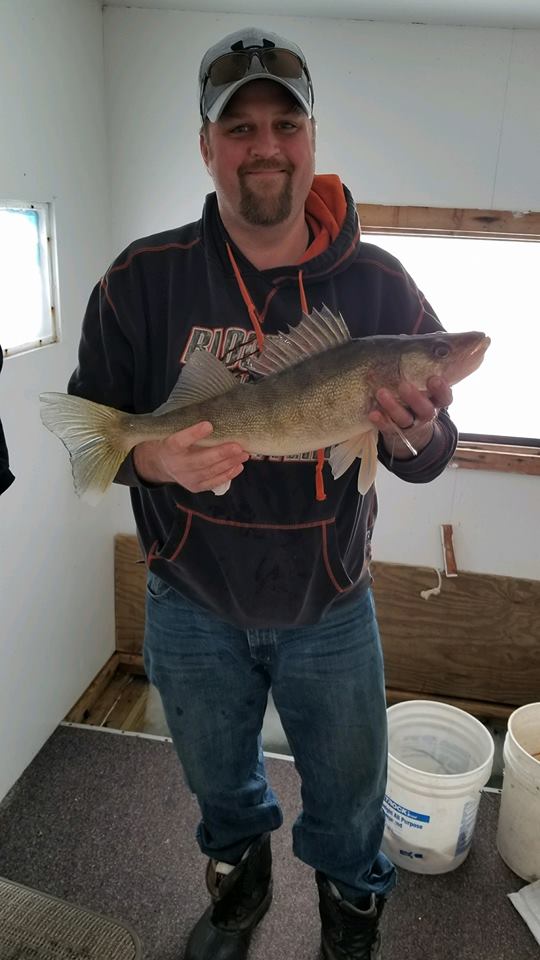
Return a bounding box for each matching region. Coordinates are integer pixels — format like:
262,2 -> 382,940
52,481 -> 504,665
226,243 -> 265,351
227,245 -> 326,502
299,270 -> 327,502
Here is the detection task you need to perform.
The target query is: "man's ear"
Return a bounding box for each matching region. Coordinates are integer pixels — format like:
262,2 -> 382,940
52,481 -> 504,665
200,132 -> 210,167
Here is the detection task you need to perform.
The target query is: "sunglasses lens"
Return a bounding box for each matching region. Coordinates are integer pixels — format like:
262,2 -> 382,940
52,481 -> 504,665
261,49 -> 303,79
209,52 -> 250,85
207,48 -> 305,88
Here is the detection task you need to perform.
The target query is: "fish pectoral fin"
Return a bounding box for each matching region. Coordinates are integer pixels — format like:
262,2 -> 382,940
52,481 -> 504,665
211,480 -> 231,496
328,431 -> 375,480
153,350 -> 240,415
357,430 -> 379,495
245,304 -> 350,378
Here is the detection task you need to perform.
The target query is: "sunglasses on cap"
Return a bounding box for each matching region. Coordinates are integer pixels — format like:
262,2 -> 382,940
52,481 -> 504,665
205,46 -> 307,86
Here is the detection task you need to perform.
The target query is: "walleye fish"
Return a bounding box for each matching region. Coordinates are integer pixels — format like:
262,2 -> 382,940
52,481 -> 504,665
40,306 -> 490,503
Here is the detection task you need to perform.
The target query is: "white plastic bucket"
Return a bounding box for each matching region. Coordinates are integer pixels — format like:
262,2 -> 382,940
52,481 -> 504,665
496,702 -> 540,881
382,700 -> 494,874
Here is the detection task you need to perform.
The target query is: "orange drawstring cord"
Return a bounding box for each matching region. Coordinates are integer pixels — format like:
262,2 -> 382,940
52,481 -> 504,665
299,271 -> 327,501
226,248 -> 326,503
315,448 -> 327,502
298,269 -> 309,314
226,243 -> 265,351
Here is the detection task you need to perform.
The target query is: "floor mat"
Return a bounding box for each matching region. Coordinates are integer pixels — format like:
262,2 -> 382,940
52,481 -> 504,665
0,875 -> 141,959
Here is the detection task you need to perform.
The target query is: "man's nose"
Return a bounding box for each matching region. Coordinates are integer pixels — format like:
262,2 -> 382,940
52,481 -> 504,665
249,126 -> 280,159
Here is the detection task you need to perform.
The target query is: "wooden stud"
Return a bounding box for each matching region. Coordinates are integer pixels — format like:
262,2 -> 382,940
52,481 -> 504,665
440,524 -> 458,577
117,652 -> 146,675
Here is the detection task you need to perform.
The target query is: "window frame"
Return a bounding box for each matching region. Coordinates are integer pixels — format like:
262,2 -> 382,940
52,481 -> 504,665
1,200 -> 58,358
357,203 -> 540,478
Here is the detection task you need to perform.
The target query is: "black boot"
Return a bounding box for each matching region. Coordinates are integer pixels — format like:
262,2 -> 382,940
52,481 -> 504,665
316,872 -> 385,960
184,833 -> 273,960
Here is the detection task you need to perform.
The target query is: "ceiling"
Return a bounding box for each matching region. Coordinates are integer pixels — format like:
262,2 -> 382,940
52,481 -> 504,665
104,0 -> 540,30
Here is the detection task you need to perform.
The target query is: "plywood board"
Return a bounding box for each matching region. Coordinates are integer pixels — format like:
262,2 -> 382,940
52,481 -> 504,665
371,561 -> 540,706
113,536 -> 540,709
114,534 -> 146,654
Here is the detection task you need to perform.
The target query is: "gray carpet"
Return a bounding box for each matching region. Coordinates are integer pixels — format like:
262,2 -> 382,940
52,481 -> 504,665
0,725 -> 536,960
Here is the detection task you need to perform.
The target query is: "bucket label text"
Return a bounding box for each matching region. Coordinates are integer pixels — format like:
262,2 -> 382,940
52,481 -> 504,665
383,794 -> 430,830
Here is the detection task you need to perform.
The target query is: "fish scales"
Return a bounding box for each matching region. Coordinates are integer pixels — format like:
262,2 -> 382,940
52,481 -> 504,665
129,341 -> 397,456
39,306 -> 490,502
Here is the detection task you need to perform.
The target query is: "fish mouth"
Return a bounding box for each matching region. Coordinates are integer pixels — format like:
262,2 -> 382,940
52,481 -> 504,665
470,334 -> 491,357
466,334 -> 491,370
449,332 -> 491,384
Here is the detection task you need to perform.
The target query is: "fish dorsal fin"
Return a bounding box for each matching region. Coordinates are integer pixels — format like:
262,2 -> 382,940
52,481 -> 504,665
153,349 -> 239,415
246,304 -> 351,378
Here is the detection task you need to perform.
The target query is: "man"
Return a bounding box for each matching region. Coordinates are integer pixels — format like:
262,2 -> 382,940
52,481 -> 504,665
69,26 -> 457,960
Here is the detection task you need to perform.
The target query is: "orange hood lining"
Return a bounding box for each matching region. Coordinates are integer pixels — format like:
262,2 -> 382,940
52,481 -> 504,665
298,174 -> 348,265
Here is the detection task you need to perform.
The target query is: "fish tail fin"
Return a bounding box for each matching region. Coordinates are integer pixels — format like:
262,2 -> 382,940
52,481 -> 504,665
40,392 -> 132,503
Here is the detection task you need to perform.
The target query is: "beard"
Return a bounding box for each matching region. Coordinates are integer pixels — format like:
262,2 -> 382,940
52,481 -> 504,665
238,162 -> 294,226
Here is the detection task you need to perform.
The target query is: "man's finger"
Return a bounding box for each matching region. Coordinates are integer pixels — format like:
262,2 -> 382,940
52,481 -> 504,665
186,443 -> 250,471
193,462 -> 245,493
375,388 -> 421,428
189,455 -> 250,487
167,421 -> 214,450
396,383 -> 438,423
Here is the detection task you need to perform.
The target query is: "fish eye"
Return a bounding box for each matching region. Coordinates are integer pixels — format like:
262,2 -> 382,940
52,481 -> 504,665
433,342 -> 451,359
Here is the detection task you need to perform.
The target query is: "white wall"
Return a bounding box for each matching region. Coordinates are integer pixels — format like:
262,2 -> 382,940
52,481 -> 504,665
103,8 -> 539,581
0,0 -> 123,799
1,4 -> 538,804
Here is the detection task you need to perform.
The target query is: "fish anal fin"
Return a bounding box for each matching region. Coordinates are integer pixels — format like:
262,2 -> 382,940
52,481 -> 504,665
153,350 -> 239,415
246,304 -> 351,378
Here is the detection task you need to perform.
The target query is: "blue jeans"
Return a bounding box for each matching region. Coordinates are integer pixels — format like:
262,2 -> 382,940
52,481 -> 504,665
143,573 -> 396,901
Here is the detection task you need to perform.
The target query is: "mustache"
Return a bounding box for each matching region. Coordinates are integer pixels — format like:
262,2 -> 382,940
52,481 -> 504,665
239,159 -> 294,176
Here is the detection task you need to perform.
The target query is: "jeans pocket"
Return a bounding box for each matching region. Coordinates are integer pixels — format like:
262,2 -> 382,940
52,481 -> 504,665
146,569 -> 175,601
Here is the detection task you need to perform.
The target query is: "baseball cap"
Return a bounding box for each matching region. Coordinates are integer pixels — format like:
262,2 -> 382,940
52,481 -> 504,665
199,27 -> 314,123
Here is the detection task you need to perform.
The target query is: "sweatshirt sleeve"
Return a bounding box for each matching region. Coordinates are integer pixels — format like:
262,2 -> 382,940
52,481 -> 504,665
370,250 -> 459,483
377,409 -> 458,483
67,263 -> 162,490
0,418 -> 15,495
0,351 -> 15,495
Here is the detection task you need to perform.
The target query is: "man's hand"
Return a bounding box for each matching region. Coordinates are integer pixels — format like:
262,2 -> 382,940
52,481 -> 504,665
133,421 -> 250,492
368,376 -> 453,459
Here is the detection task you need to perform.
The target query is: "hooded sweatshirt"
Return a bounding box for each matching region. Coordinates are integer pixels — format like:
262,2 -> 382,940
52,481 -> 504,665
68,176 -> 457,628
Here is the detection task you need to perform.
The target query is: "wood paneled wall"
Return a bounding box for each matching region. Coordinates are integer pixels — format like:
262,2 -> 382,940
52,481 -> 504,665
114,535 -> 540,717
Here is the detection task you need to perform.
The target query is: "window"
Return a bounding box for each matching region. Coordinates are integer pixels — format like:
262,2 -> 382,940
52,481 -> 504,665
357,204 -> 540,477
0,202 -> 58,357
